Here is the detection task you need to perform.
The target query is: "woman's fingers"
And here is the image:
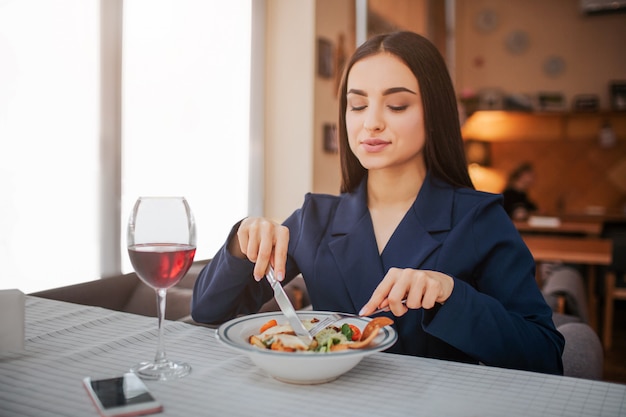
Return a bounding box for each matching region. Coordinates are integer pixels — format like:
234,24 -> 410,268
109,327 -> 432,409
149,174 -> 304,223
236,217 -> 289,281
272,226 -> 290,281
420,278 -> 442,309
253,221 -> 275,280
358,268 -> 402,316
384,268 -> 410,315
360,268 -> 454,315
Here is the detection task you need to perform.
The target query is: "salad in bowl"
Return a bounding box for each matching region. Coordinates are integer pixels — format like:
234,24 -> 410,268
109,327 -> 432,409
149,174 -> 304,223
216,311 -> 397,384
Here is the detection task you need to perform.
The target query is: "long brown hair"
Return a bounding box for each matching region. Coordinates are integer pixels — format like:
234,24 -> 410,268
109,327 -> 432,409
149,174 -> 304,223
338,31 -> 473,193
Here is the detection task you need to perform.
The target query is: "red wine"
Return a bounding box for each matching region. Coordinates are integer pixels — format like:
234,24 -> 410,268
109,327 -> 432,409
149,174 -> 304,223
128,243 -> 196,289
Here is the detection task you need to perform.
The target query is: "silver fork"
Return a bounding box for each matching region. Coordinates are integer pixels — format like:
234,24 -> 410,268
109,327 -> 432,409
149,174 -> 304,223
308,300 -> 406,337
307,313 -> 357,337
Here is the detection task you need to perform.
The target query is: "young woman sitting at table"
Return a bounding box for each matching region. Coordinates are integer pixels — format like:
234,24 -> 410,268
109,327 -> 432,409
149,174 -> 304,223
192,31 -> 564,375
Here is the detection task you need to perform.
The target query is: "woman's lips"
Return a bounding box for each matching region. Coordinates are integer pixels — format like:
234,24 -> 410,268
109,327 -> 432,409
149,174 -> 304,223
361,138 -> 390,153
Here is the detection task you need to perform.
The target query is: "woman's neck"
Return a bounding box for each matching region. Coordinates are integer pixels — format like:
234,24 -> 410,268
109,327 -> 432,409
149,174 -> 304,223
367,166 -> 425,208
366,166 -> 426,254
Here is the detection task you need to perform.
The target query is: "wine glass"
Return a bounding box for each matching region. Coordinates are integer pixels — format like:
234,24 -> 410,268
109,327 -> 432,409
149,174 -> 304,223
127,196 -> 197,380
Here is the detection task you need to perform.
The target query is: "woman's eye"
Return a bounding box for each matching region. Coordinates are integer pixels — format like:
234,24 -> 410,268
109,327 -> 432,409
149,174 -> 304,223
389,105 -> 408,112
350,105 -> 367,111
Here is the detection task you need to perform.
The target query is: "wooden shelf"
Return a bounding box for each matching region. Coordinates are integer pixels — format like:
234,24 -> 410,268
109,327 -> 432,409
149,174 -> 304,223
461,110 -> 626,142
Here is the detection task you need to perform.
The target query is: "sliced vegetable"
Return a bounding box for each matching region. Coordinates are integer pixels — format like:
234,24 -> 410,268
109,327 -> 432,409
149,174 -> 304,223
339,323 -> 361,341
259,319 -> 278,333
341,323 -> 353,340
348,324 -> 361,341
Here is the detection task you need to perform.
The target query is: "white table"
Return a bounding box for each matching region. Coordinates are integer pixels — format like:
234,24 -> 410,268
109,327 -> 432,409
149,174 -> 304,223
1,297 -> 625,417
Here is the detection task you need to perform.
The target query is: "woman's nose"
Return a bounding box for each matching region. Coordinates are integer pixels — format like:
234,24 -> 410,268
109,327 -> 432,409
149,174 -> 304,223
363,107 -> 384,132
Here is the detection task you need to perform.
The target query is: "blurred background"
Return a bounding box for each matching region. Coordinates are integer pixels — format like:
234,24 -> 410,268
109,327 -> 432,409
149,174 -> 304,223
1,0 -> 625,295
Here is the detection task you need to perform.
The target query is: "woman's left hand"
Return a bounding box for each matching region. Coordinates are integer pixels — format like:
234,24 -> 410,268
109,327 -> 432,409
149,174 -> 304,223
359,268 -> 454,316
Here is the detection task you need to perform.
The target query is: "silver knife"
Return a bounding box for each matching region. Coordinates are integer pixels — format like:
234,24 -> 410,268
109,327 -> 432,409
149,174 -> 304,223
265,267 -> 313,345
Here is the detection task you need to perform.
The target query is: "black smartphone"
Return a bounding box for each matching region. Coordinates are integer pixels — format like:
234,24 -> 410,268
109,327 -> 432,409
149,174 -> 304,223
83,373 -> 163,417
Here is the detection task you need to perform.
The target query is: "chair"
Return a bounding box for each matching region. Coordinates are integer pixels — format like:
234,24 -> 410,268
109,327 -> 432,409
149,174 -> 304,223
558,322 -> 604,380
31,259 -> 310,322
551,312 -> 582,328
32,260 -> 211,320
602,231 -> 626,350
541,266 -> 589,324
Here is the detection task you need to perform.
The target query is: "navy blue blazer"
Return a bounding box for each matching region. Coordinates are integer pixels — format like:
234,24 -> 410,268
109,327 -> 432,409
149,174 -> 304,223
192,174 -> 564,375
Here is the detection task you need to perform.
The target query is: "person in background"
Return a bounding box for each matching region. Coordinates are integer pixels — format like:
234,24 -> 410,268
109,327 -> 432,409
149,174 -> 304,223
502,162 -> 538,220
192,31 -> 564,375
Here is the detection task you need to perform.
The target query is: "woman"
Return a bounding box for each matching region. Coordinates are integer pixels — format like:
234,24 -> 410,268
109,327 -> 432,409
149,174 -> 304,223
502,162 -> 539,220
192,31 -> 564,375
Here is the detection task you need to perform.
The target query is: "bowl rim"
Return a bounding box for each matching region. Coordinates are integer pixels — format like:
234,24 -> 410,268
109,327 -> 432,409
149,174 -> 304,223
216,310 -> 397,358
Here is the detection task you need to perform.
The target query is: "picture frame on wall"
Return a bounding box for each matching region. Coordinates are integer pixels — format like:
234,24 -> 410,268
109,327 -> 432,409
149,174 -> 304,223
317,38 -> 334,78
323,123 -> 338,153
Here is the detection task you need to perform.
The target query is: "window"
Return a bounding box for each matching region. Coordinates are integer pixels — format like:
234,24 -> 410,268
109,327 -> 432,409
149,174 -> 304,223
0,0 -> 99,293
121,0 -> 252,272
0,0 -> 254,293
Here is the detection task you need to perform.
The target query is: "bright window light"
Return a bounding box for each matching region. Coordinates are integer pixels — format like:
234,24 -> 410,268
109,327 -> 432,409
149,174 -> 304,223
0,0 -> 99,293
121,0 -> 252,271
0,0 -> 252,292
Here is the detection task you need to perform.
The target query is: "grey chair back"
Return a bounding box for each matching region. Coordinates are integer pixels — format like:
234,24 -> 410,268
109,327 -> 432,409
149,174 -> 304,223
558,322 -> 604,380
542,266 -> 589,323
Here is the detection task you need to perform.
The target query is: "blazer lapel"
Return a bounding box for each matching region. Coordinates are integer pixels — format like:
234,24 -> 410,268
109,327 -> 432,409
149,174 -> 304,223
328,181 -> 383,310
327,174 -> 455,311
382,173 -> 454,269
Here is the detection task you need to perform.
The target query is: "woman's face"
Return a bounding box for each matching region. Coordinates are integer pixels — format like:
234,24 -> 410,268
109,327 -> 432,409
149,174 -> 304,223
345,52 -> 426,174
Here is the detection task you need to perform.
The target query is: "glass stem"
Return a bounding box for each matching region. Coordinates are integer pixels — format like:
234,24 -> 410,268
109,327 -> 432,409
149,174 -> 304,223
154,288 -> 168,364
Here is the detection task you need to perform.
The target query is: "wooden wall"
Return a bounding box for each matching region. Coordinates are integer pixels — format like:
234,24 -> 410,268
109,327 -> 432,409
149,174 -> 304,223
313,0 -> 356,195
455,0 -> 626,217
455,0 -> 626,109
491,138 -> 626,216
464,111 -> 626,215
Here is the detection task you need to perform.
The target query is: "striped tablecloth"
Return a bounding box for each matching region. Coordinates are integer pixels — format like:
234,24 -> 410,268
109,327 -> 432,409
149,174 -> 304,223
1,297 -> 625,417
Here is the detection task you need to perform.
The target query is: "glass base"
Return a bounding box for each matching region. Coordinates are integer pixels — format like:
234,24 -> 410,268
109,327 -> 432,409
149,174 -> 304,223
131,360 -> 191,381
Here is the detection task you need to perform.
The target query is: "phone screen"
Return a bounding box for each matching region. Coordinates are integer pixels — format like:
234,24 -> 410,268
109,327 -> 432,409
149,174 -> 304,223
83,373 -> 162,417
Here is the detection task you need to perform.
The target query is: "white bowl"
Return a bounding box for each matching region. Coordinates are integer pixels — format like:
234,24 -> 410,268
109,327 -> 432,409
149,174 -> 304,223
216,311 -> 397,384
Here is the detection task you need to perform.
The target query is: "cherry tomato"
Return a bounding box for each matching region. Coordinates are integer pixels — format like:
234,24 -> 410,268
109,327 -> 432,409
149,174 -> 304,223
348,324 -> 361,341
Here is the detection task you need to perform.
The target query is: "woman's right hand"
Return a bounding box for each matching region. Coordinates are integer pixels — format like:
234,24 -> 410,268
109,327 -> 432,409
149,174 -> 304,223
228,217 -> 289,282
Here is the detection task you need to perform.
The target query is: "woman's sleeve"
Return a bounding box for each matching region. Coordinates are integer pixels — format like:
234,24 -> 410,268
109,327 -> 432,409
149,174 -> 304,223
190,202 -> 308,324
424,198 -> 565,375
190,221 -> 273,324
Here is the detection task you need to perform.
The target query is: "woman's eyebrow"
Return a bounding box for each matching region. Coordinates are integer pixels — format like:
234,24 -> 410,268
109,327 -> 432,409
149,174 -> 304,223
347,88 -> 367,96
347,87 -> 416,96
383,87 -> 416,95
